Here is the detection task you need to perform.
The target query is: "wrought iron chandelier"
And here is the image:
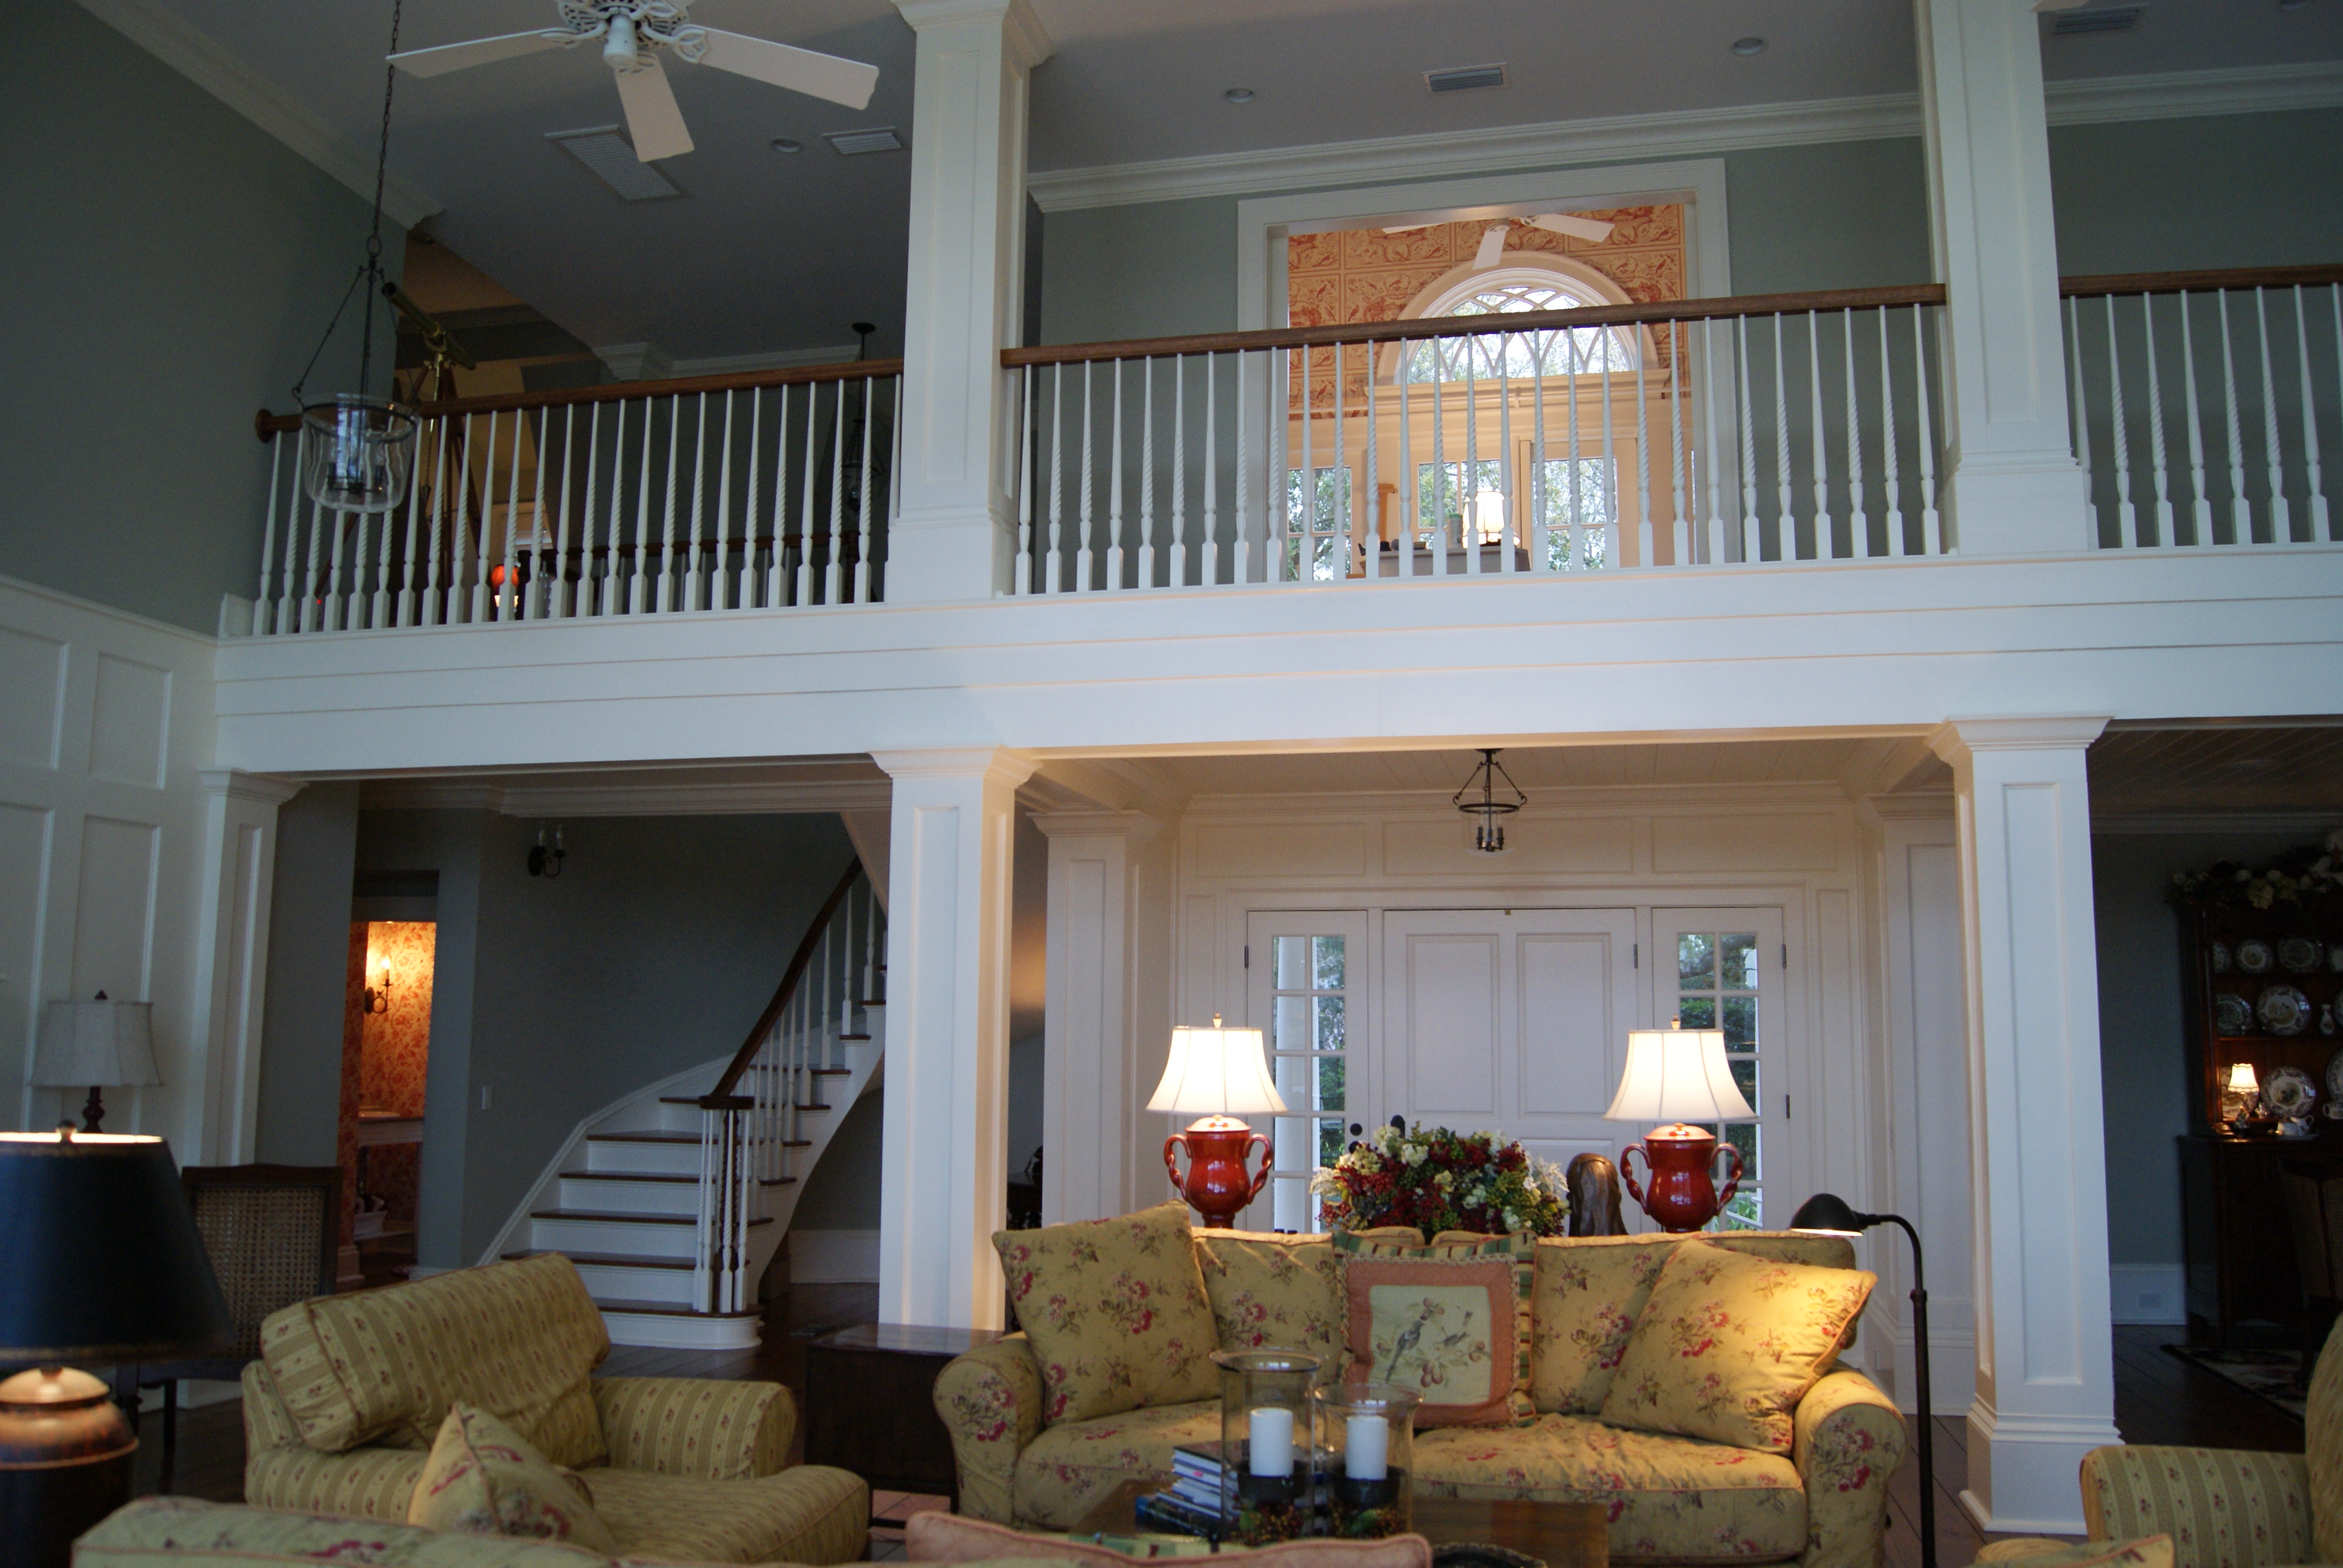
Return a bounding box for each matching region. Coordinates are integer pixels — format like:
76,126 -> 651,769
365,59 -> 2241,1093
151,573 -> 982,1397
1453,748 -> 1526,854
290,1 -> 418,514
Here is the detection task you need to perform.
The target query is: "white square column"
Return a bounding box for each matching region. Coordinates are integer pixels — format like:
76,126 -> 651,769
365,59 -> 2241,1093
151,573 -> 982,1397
1032,810 -> 1170,1226
186,769 -> 304,1165
1929,717 -> 2119,1534
873,747 -> 1034,1327
1915,0 -> 2088,553
888,0 -> 1053,602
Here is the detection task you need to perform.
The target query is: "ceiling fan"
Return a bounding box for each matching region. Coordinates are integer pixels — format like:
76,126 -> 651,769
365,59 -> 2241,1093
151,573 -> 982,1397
1381,213 -> 1619,270
388,1 -> 879,163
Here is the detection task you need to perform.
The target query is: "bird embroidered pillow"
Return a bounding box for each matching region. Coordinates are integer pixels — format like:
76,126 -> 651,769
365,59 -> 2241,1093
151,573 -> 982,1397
1339,1255 -> 1532,1427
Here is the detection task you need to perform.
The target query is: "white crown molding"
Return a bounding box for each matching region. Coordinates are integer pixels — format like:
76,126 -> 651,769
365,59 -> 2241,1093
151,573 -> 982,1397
361,777 -> 893,816
76,0 -> 441,230
1027,62 -> 2343,214
669,345 -> 866,376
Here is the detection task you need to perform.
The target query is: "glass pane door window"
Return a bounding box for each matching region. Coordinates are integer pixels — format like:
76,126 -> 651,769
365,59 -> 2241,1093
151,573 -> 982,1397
1283,465 -> 1352,581
1245,913 -> 1369,1234
1656,912 -> 1782,1232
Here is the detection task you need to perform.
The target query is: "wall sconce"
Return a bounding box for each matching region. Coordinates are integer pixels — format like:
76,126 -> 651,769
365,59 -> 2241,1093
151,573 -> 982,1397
528,823 -> 566,879
1452,748 -> 1525,854
363,959 -> 392,1014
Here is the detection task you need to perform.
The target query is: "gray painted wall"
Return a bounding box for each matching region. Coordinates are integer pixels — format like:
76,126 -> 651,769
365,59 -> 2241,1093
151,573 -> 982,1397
256,783 -> 361,1167
2,6 -> 401,635
2092,827 -> 2324,1268
792,1089 -> 883,1230
1038,111 -> 2333,344
339,809 -> 854,1267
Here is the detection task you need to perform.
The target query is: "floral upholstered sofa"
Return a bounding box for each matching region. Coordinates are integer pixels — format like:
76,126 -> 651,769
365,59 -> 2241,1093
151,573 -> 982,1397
934,1206 -> 1904,1568
239,1254 -> 868,1564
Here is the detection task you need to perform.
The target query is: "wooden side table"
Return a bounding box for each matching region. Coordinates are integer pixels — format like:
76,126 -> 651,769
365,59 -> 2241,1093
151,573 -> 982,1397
804,1324 -> 1001,1514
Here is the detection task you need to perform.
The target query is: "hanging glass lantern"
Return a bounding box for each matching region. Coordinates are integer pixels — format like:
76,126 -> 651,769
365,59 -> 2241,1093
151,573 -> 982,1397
1453,747 -> 1526,854
300,394 -> 418,513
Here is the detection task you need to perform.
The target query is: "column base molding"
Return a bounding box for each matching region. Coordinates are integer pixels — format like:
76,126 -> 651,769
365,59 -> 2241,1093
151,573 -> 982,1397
1959,1403 -> 2125,1534
1940,457 -> 2091,555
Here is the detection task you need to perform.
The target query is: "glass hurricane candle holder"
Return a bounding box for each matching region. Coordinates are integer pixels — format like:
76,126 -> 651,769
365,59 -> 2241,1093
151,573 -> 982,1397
1312,1382 -> 1420,1538
1211,1348 -> 1322,1544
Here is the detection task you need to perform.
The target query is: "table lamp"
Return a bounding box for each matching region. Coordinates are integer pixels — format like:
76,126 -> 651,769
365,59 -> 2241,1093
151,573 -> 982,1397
2222,1062 -> 2260,1127
1602,1017 -> 1755,1232
1147,1016 -> 1286,1227
0,1129 -> 231,1568
1792,1193 -> 1934,1568
32,994 -> 160,1134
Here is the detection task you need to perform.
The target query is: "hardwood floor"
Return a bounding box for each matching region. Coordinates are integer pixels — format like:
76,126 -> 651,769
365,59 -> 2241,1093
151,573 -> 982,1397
134,1311 -> 2304,1567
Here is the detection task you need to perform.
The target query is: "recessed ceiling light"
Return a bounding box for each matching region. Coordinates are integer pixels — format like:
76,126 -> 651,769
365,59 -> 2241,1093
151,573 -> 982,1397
824,127 -> 905,155
1224,88 -> 1256,103
1731,36 -> 1767,55
770,137 -> 802,154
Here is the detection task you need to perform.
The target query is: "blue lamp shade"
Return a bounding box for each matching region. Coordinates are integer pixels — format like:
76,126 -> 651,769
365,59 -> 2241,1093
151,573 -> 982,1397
0,1132 -> 229,1364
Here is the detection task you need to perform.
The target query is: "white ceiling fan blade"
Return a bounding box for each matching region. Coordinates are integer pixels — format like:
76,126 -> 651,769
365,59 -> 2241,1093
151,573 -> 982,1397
693,28 -> 879,109
615,57 -> 694,161
1525,212 -> 1617,244
390,30 -> 569,77
1381,224 -> 1428,234
1473,224 -> 1508,271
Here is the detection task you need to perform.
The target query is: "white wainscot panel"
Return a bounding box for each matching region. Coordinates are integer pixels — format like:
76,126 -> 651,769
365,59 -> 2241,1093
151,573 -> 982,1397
88,655 -> 172,789
0,630 -> 64,770
1651,812 -> 1839,874
1403,934 -> 1500,1119
71,816 -> 160,996
1196,823 -> 1367,880
1382,818 -> 1634,877
0,805 -> 53,1083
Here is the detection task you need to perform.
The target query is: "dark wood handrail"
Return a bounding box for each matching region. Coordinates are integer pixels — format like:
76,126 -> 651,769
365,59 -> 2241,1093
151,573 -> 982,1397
2059,263 -> 2343,298
998,284 -> 1950,368
704,855 -> 867,1104
255,358 -> 904,439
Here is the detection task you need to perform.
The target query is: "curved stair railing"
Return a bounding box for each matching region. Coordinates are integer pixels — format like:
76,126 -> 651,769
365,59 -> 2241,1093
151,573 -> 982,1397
693,857 -> 883,1313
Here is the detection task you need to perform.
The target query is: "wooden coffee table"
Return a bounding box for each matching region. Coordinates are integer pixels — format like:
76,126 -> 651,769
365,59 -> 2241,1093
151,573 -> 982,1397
1074,1479 -> 1608,1568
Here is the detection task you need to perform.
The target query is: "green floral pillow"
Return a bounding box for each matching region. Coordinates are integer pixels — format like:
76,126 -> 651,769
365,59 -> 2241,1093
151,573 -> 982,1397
1530,1231 -> 1858,1414
1596,1237 -> 1875,1452
1337,1229 -> 1535,1425
995,1201 -> 1222,1426
1193,1227 -> 1422,1361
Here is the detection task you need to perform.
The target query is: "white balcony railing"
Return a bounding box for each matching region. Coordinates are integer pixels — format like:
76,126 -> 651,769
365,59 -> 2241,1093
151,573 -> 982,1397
998,284 -> 1953,594
2063,266 -> 2341,550
246,359 -> 899,635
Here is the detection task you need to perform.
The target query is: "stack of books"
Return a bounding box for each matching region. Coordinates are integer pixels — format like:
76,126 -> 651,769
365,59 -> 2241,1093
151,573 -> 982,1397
1135,1443 -> 1236,1536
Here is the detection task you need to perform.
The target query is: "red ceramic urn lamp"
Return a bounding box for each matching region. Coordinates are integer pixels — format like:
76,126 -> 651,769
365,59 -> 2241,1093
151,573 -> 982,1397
1148,1016 -> 1287,1227
1604,1018 -> 1757,1232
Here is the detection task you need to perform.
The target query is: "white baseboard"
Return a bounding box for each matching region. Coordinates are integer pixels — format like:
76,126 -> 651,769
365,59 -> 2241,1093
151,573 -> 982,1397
789,1228 -> 880,1284
2111,1263 -> 2186,1324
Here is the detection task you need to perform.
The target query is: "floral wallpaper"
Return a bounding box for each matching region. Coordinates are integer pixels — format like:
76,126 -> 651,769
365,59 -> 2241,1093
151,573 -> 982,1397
1285,207 -> 1686,415
357,921 -> 435,1226
336,924 -> 367,1247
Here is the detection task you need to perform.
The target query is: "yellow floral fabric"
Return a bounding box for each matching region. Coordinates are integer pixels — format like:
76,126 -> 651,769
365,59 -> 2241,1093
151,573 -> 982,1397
1012,1400 -> 1225,1529
1412,1413 -> 1807,1561
1598,1240 -> 1874,1454
1790,1369 -> 1906,1568
1530,1233 -> 1858,1416
1973,1539 -> 2177,1568
408,1403 -> 618,1552
1193,1228 -> 1422,1361
2307,1313 -> 2343,1566
932,1334 -> 1049,1525
259,1254 -> 611,1466
586,1463 -> 869,1564
592,1377 -> 790,1480
75,1497 -> 614,1568
2079,1445 -> 2315,1568
994,1201 -> 1222,1426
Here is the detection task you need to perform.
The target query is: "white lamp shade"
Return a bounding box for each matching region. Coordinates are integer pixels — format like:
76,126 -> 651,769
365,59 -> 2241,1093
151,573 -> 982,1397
2227,1062 -> 2261,1093
1147,1022 -> 1287,1118
1604,1025 -> 1754,1124
33,998 -> 160,1089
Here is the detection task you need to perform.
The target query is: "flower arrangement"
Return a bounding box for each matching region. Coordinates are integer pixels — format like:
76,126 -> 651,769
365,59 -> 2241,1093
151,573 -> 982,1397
2170,830 -> 2343,913
1311,1122 -> 1568,1236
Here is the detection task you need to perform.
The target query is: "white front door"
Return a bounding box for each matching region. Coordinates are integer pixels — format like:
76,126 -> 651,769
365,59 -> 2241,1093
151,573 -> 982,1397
1242,912 -> 1371,1232
1381,908 -> 1639,1189
1647,909 -> 1786,1229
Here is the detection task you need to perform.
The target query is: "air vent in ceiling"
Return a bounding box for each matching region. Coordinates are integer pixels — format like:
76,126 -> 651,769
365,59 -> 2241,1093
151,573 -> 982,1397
546,127 -> 682,201
825,126 -> 905,155
1426,64 -> 1507,94
2052,5 -> 2145,34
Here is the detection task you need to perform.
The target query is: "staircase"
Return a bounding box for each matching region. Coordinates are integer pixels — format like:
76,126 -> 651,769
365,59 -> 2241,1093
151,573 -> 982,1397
488,861 -> 883,1350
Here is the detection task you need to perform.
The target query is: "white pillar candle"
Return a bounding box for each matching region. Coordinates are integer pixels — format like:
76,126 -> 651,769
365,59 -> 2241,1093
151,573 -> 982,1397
1247,1406 -> 1294,1478
1345,1413 -> 1389,1481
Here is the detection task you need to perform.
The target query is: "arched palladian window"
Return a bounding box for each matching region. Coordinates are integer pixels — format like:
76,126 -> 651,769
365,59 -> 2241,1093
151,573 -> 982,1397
1397,267 -> 1640,384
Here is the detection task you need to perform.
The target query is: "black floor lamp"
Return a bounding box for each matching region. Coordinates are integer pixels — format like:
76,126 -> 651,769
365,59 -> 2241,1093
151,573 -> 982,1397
1792,1192 -> 1934,1568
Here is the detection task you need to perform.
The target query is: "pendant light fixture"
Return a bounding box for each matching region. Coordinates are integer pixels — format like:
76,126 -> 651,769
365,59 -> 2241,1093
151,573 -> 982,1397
1453,747 -> 1526,853
289,1 -> 418,515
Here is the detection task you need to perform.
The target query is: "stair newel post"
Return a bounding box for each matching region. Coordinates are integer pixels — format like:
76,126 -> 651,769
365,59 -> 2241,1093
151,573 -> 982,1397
693,1103 -> 717,1313
732,1099 -> 755,1310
